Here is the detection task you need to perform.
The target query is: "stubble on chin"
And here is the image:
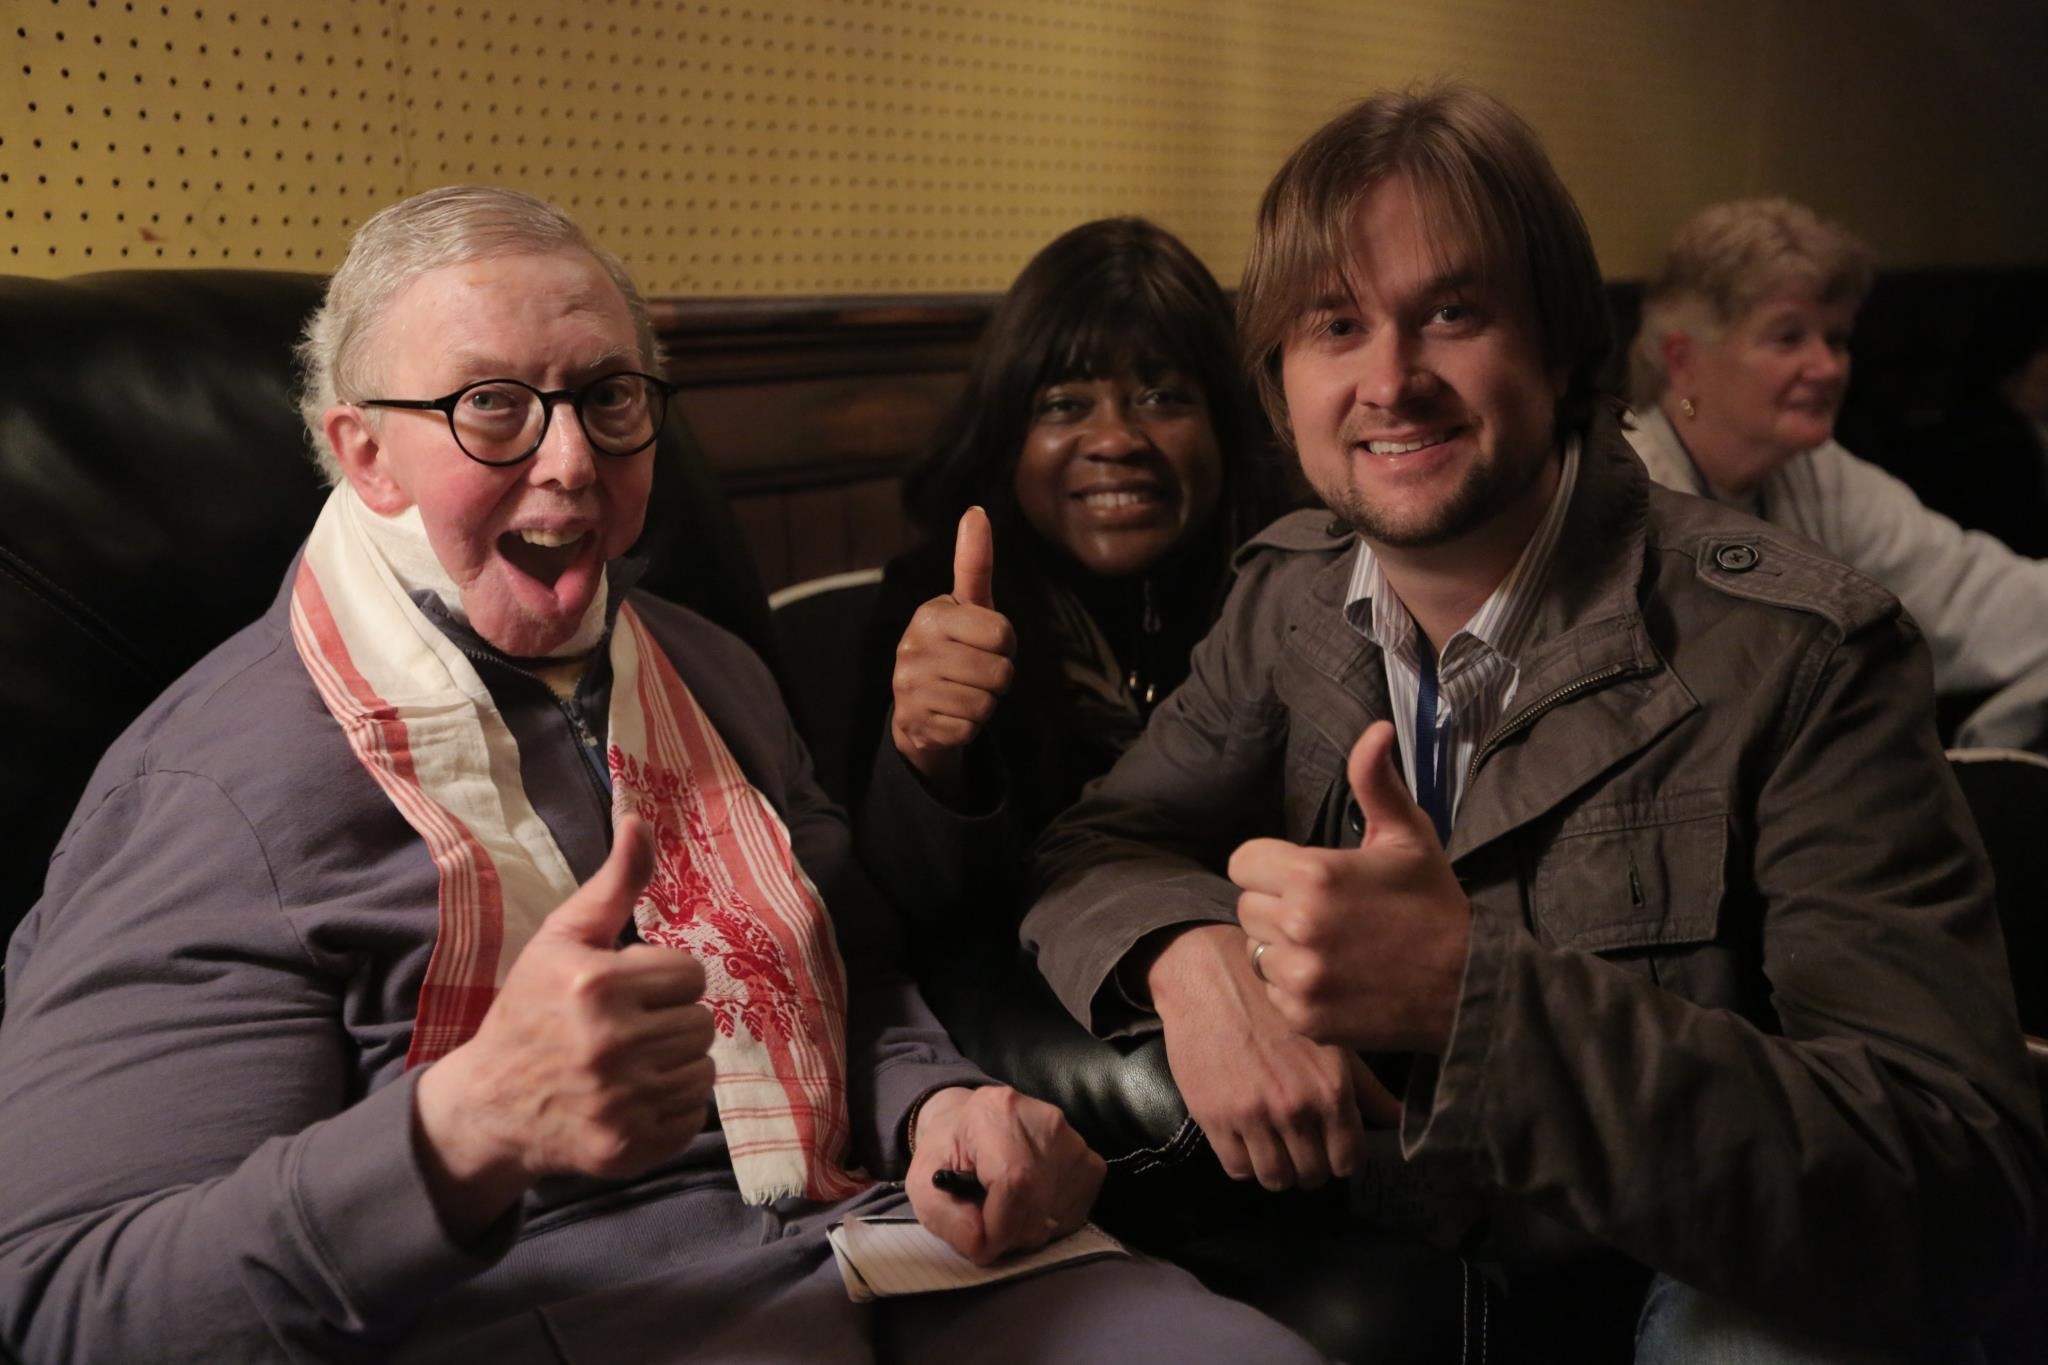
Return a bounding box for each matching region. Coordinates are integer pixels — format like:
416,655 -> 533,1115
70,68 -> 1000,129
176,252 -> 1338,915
1320,459 -> 1488,549
1320,439 -> 1555,551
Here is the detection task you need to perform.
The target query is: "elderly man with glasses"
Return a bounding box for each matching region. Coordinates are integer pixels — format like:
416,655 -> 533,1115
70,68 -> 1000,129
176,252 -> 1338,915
0,187 -> 1323,1365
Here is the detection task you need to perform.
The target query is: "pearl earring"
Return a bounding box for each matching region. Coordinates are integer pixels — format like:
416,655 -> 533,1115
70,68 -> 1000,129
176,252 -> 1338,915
1680,397 -> 1697,420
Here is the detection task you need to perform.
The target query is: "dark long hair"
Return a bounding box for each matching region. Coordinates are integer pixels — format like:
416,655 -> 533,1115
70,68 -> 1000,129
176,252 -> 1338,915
904,216 -> 1270,560
878,218 -> 1283,834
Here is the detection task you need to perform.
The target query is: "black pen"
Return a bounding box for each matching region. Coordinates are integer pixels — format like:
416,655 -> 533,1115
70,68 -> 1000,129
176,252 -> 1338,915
931,1167 -> 987,1202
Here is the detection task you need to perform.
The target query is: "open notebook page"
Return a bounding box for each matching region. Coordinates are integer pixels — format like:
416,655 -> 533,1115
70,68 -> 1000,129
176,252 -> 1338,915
826,1216 -> 1126,1302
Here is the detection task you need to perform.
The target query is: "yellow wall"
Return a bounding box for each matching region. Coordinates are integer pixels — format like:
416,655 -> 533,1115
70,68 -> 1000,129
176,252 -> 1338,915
4,0 -> 2043,293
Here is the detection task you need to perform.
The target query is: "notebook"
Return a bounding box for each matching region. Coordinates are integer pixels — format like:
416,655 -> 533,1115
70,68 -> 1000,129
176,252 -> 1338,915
826,1215 -> 1127,1302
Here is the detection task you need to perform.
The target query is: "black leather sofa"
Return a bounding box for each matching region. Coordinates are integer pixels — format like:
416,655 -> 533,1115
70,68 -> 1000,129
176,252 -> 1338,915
0,269 -> 1506,1363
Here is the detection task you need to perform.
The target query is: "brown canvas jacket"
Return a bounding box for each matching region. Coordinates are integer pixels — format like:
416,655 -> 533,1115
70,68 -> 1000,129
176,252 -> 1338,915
1023,407 -> 2045,1338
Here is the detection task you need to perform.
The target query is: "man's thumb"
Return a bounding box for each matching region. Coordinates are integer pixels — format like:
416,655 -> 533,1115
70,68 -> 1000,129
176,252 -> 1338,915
1346,721 -> 1438,849
544,815 -> 655,947
952,505 -> 995,609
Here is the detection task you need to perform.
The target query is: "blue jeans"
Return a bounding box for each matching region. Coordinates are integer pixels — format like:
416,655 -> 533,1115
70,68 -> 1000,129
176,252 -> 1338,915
1634,1275 -> 1986,1365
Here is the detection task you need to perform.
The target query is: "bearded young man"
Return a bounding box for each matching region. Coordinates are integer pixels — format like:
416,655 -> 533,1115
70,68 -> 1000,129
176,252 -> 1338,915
1022,87 -> 2044,1361
0,187 -> 1324,1365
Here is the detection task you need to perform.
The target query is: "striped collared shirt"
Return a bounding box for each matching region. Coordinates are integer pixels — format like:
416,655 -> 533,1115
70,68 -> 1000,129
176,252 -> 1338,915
1341,437 -> 1581,829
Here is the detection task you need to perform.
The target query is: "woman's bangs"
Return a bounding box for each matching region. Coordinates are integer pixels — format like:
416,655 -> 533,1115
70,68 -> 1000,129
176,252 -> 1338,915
1037,306 -> 1193,390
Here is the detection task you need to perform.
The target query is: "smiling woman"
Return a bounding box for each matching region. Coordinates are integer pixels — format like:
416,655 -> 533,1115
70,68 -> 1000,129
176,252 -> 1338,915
848,217 -> 1290,934
1012,370 -> 1224,580
1627,197 -> 2048,751
1627,198 -> 1873,500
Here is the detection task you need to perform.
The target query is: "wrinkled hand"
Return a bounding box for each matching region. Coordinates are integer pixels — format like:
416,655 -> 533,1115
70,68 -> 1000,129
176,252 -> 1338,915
906,1085 -> 1105,1265
1231,721 -> 1471,1054
1148,923 -> 1400,1192
890,506 -> 1017,797
415,818 -> 717,1237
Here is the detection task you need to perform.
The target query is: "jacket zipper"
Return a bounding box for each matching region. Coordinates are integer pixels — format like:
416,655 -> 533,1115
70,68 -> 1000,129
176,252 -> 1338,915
456,641 -> 613,819
559,697 -> 614,815
1466,662 -> 1632,784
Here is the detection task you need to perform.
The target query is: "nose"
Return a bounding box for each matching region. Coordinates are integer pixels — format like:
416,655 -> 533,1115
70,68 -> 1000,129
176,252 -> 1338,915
528,396 -> 599,489
1356,327 -> 1434,409
1078,401 -> 1150,460
1803,336 -> 1849,385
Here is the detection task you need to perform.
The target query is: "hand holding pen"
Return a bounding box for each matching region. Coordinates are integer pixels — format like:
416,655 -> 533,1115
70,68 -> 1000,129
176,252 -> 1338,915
904,1086 -> 1104,1265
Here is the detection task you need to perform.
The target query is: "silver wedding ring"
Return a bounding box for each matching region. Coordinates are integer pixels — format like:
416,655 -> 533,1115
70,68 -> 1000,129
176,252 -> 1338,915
1250,939 -> 1271,983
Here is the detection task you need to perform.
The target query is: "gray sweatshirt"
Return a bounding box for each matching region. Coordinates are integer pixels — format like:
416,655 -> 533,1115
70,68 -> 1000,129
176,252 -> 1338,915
0,561 -> 987,1362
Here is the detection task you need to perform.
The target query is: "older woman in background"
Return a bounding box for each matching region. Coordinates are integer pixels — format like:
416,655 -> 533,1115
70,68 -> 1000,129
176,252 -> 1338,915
1628,197 -> 2048,750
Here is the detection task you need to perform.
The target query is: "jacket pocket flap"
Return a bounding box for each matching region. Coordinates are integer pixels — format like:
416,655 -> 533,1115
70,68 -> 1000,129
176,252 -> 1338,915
1533,791 -> 1727,952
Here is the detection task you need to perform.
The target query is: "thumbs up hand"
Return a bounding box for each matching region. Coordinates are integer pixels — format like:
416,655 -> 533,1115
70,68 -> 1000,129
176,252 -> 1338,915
414,817 -> 718,1238
950,502 -> 997,610
1227,722 -> 1471,1055
889,506 -> 1018,798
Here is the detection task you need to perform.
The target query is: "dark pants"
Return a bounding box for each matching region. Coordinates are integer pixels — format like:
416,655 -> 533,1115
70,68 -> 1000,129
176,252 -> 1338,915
408,1182 -> 1325,1364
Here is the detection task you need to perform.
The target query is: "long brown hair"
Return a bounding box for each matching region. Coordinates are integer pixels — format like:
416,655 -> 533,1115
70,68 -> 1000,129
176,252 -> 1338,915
1239,84 -> 1612,443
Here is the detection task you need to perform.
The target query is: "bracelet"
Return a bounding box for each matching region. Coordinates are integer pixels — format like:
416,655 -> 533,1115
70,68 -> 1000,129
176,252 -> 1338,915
904,1089 -> 933,1158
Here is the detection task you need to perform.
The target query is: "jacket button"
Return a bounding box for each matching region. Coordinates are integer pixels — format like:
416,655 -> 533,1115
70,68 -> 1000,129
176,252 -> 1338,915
1715,543 -> 1759,572
1325,516 -> 1351,538
1346,798 -> 1365,837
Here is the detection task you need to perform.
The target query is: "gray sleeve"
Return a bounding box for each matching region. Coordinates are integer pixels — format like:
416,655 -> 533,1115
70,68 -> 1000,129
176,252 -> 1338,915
0,772 -> 508,1364
1804,442 -> 2048,740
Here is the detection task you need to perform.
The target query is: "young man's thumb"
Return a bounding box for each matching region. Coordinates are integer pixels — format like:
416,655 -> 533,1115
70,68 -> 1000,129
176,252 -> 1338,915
1347,721 -> 1440,850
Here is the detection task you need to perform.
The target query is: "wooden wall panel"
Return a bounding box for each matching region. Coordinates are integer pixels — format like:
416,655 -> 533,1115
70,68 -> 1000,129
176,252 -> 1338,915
722,481 -> 916,595
840,478 -> 915,572
727,494 -> 793,596
658,293 -> 975,590
671,372 -> 964,493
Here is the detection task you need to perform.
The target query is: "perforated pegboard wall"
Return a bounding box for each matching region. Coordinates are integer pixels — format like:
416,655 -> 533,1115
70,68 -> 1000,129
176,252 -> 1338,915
4,0 -> 2043,293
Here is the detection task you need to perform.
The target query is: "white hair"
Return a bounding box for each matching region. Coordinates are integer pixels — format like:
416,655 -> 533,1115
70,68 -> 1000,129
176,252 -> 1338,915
294,185 -> 662,485
1628,197 -> 1874,408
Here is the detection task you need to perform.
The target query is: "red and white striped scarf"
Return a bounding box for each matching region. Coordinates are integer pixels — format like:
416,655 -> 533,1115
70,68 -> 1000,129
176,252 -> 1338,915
288,487 -> 867,1204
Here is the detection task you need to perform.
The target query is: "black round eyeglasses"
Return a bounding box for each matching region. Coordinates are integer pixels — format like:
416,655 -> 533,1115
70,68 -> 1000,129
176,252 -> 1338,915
357,371 -> 679,468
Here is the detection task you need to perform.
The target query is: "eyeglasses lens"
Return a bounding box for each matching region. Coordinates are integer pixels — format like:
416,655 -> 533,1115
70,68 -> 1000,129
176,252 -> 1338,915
581,374 -> 661,453
449,376 -> 664,463
451,382 -> 547,464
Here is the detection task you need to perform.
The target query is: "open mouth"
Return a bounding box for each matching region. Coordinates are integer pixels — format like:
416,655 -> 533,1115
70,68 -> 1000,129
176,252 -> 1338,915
1361,429 -> 1459,456
497,527 -> 592,588
1074,486 -> 1168,511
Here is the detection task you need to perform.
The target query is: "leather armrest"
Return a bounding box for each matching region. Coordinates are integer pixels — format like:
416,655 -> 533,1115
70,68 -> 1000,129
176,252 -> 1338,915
913,940 -> 1191,1167
910,939 -> 1292,1249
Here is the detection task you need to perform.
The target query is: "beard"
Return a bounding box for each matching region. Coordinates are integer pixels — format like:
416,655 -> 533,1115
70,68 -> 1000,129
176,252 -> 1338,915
1319,437 -> 1556,549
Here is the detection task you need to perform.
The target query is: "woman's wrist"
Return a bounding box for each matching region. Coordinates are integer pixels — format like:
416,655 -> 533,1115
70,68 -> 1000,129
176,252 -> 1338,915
898,733 -> 971,800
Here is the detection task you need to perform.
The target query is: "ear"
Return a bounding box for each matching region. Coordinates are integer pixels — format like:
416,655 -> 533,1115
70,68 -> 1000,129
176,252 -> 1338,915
1266,352 -> 1300,454
323,403 -> 412,515
1659,330 -> 1698,394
